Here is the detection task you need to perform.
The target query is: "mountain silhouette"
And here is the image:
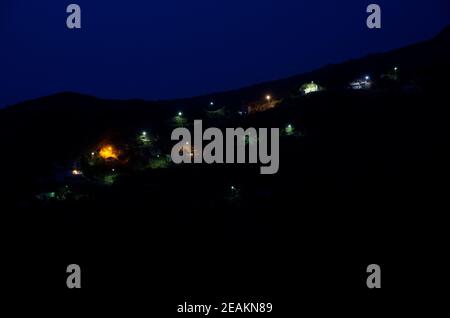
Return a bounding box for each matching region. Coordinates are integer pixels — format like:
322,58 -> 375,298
4,24 -> 450,113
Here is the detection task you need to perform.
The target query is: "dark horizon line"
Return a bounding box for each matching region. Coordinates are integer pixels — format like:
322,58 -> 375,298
3,23 -> 449,110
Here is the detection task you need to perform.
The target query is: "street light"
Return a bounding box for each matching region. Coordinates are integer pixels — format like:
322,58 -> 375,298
286,124 -> 294,135
178,111 -> 183,117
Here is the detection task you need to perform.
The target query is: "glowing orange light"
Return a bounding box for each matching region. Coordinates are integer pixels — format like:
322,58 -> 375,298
99,145 -> 119,160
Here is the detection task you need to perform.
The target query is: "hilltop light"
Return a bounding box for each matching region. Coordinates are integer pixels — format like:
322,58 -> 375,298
178,111 -> 183,117
142,131 -> 147,136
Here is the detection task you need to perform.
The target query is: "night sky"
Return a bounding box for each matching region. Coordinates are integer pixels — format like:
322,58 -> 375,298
1,0 -> 449,107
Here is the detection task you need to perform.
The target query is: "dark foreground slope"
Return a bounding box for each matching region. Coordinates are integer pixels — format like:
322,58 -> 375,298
1,26 -> 450,306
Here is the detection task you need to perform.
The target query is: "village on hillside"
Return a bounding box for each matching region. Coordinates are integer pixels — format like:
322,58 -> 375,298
33,65 -> 408,204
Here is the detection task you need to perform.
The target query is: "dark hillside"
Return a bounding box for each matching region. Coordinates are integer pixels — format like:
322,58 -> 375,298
1,25 -> 449,296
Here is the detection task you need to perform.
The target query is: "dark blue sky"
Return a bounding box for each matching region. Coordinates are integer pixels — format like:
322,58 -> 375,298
1,0 -> 449,107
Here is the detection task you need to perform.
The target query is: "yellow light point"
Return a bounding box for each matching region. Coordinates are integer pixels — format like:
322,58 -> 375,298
266,95 -> 272,101
99,145 -> 119,160
72,169 -> 82,176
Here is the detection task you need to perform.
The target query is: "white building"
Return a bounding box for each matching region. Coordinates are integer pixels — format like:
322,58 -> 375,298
300,81 -> 320,95
349,76 -> 373,90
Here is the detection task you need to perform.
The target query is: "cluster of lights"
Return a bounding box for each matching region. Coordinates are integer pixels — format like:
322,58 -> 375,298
80,66 -> 402,182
